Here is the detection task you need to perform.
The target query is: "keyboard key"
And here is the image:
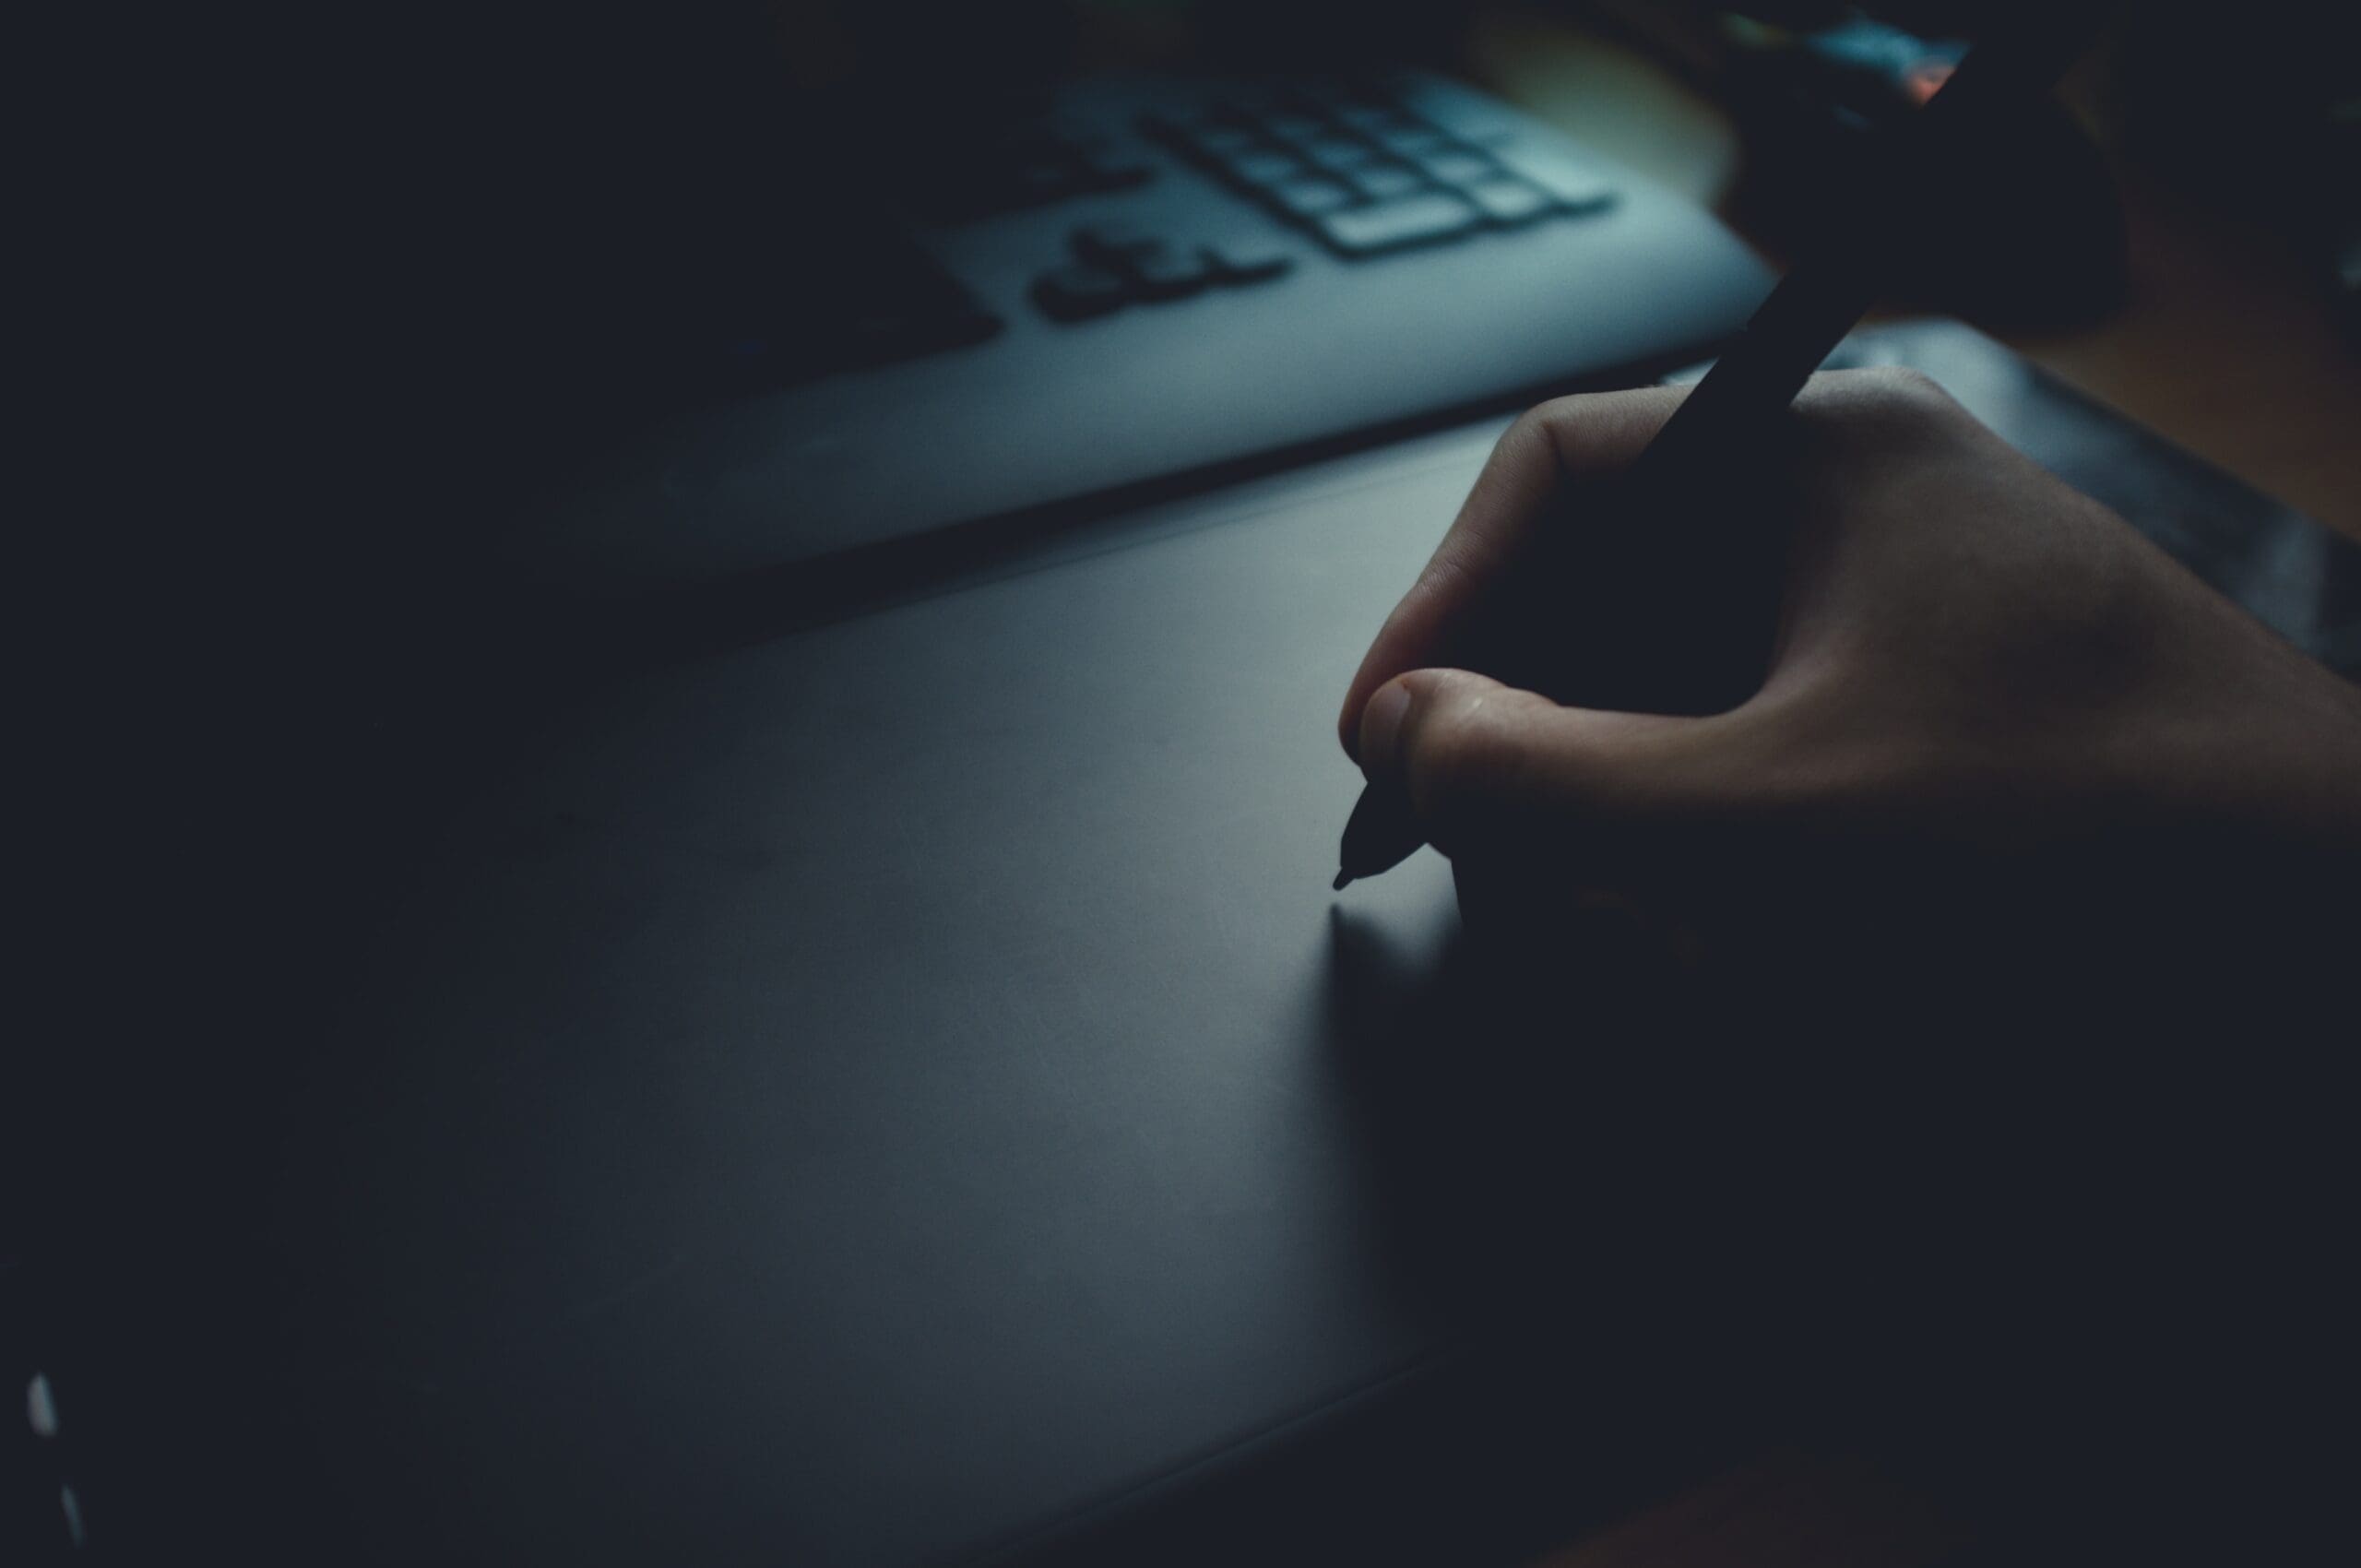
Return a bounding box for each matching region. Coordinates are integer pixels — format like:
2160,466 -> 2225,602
1348,162 -> 1430,202
1223,147 -> 1311,186
1123,243 -> 1217,302
1030,264 -> 1131,322
1370,121 -> 1456,159
1315,192 -> 1481,255
1490,145 -> 1618,211
1461,175 -> 1554,225
1203,242 -> 1295,286
1268,174 -> 1358,218
1299,134 -> 1383,172
1412,148 -> 1501,187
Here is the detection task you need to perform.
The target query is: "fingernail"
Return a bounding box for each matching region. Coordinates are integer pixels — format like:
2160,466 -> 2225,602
1360,682 -> 1413,775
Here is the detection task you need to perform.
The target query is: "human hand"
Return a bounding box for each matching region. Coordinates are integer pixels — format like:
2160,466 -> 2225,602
1337,369 -> 2361,934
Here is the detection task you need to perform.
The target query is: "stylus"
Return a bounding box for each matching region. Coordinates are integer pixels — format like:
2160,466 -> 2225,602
1333,0 -> 2116,891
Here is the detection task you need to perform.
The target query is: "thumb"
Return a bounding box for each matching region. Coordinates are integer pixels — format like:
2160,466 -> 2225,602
1358,669 -> 1774,873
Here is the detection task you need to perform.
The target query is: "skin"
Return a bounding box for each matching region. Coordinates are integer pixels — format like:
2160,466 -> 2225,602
1336,369 -> 2361,935
1331,370 -> 2360,1551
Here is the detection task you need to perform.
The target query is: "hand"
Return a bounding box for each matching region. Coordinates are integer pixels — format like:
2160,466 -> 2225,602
1337,369 -> 2361,938
1333,371 -> 2360,1516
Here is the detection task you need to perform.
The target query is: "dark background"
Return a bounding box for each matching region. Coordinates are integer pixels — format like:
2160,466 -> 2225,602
15,2 -> 2358,1558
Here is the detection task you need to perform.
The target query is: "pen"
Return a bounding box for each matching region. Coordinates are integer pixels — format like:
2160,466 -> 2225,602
1333,0 -> 2116,891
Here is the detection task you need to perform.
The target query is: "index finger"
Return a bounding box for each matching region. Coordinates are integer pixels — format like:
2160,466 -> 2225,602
1336,384 -> 1691,763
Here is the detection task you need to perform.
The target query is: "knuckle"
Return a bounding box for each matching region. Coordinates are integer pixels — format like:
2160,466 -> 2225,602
1501,399 -> 1576,470
1792,365 -> 1967,458
1804,363 -> 1957,421
1859,363 -> 1952,407
1503,401 -> 1560,445
1518,393 -> 1593,436
1511,385 -> 1685,476
1405,683 -> 1528,824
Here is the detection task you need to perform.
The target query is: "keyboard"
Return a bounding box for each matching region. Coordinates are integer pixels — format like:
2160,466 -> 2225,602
1040,80 -> 1620,317
532,72 -> 1774,587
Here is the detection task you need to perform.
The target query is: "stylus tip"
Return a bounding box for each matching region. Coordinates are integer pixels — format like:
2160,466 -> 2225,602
1331,869 -> 1354,891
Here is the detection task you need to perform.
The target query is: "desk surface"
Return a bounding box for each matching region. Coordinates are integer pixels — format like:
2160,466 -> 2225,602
1465,18 -> 2361,1568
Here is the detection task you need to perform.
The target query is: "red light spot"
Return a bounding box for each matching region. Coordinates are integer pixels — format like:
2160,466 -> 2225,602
1906,61 -> 1954,105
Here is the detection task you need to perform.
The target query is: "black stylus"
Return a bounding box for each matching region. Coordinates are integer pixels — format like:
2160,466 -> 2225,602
1332,0 -> 2115,891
